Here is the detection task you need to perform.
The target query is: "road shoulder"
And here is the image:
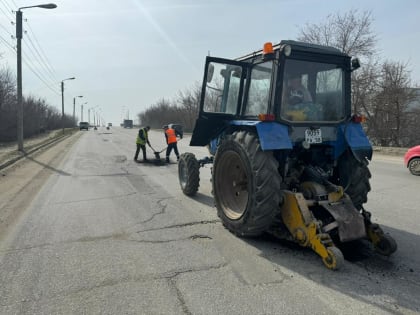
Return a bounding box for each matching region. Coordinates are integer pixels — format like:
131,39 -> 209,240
0,132 -> 82,240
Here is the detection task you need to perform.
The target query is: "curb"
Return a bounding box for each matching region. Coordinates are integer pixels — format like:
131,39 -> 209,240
0,132 -> 75,171
372,146 -> 407,157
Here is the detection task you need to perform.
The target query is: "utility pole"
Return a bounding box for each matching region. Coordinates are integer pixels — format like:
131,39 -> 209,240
73,95 -> 83,125
80,102 -> 87,122
61,77 -> 75,134
15,3 -> 57,151
16,10 -> 23,151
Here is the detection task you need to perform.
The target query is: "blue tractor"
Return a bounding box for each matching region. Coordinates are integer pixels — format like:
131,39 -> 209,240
178,41 -> 397,270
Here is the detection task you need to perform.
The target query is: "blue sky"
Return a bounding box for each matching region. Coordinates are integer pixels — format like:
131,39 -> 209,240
1,0 -> 419,125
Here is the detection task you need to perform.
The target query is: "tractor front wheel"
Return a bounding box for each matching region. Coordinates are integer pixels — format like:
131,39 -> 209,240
178,153 -> 200,196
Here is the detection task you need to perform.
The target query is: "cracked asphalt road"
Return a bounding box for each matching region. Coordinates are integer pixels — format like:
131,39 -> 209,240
0,127 -> 419,314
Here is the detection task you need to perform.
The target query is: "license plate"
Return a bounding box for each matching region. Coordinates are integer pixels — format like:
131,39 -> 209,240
305,128 -> 322,144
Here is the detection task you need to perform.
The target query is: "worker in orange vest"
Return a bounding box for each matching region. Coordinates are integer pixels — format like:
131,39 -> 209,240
163,125 -> 180,163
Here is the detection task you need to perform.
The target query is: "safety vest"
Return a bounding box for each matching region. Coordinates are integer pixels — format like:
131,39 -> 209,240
165,128 -> 177,144
136,128 -> 148,145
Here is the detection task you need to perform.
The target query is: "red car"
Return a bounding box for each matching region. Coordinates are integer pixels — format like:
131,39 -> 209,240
404,145 -> 420,176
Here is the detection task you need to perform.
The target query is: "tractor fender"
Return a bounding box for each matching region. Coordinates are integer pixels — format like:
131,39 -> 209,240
229,120 -> 292,151
336,123 -> 372,162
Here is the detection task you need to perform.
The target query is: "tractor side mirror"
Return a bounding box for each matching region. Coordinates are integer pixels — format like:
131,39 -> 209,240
232,66 -> 242,78
207,63 -> 214,82
351,58 -> 361,72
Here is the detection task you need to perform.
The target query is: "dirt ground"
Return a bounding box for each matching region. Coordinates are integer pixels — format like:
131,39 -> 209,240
0,131 -> 82,240
0,129 -> 74,169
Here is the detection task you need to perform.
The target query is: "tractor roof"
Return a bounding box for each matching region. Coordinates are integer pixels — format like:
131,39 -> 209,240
236,40 -> 348,61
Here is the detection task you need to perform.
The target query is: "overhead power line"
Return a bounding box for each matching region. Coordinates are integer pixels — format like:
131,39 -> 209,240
0,0 -> 14,20
0,32 -> 15,52
24,31 -> 57,84
0,21 -> 14,37
25,21 -> 57,81
22,46 -> 59,93
21,52 -> 60,96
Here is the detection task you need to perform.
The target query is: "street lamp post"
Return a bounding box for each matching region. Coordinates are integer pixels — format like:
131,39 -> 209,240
61,77 -> 75,134
97,108 -> 103,126
88,106 -> 98,126
80,102 -> 87,122
94,109 -> 101,127
73,95 -> 83,125
16,3 -> 57,152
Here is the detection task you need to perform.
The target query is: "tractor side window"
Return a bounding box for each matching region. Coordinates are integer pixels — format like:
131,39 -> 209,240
244,61 -> 273,116
203,62 -> 242,114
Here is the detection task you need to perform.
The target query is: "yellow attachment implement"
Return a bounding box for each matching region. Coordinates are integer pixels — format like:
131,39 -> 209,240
280,190 -> 344,270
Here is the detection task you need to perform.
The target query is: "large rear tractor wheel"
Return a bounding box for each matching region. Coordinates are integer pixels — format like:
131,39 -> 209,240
336,151 -> 371,210
213,131 -> 282,237
178,153 -> 200,196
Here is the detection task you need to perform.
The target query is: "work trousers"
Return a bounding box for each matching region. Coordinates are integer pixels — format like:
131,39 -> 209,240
134,144 -> 147,161
166,143 -> 179,162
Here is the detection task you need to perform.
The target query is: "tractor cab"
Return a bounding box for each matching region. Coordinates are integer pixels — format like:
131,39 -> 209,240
191,40 -> 357,147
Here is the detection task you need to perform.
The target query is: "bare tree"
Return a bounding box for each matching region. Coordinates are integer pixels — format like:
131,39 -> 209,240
297,10 -> 417,147
298,10 -> 380,113
136,82 -> 202,133
0,65 -> 70,142
298,9 -> 377,58
404,105 -> 420,146
369,61 -> 416,146
0,67 -> 17,141
351,56 -> 381,124
138,98 -> 176,129
176,81 -> 201,131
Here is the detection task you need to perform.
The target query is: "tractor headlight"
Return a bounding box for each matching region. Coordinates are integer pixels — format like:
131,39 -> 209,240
283,45 -> 292,57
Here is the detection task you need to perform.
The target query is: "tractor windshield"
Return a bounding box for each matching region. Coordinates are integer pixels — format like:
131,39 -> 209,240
280,59 -> 345,122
